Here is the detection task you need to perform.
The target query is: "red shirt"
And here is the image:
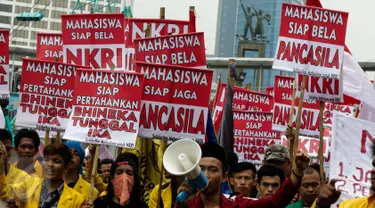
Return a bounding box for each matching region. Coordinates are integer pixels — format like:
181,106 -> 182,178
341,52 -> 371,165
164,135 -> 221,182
174,178 -> 298,208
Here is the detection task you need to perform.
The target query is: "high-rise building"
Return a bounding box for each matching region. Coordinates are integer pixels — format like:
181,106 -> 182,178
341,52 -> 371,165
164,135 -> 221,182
0,0 -> 126,91
214,0 -> 302,91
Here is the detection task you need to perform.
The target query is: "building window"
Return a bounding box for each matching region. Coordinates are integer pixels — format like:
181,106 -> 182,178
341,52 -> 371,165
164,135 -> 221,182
15,6 -> 29,13
50,22 -> 61,31
53,0 -> 68,8
36,0 -> 50,5
16,0 -> 32,3
32,21 -> 48,29
0,15 -> 11,24
11,41 -> 27,46
30,31 -> 37,40
30,42 -> 36,47
13,29 -> 28,39
51,10 -> 65,19
0,4 -> 12,12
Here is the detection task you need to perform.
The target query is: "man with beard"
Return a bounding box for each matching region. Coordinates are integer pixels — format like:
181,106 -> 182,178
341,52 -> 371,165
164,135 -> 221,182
98,159 -> 113,184
229,162 -> 256,198
13,129 -> 42,178
176,142 -> 310,208
0,143 -> 86,207
287,166 -> 322,208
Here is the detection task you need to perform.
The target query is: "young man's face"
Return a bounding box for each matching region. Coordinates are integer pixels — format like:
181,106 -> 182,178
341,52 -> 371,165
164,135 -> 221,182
0,139 -> 12,160
100,163 -> 112,183
42,154 -> 67,181
257,176 -> 281,198
300,171 -> 321,206
17,138 -> 37,159
230,169 -> 255,197
199,157 -> 225,196
69,148 -> 81,171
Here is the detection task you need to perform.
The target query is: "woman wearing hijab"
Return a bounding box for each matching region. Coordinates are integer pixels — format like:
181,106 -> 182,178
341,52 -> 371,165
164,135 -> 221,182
93,152 -> 148,208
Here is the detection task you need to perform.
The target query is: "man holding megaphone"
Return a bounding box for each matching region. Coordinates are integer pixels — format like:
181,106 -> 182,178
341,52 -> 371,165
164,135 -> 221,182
164,140 -> 310,208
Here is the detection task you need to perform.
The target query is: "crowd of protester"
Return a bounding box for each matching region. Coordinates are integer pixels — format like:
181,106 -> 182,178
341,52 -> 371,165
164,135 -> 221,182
0,127 -> 372,208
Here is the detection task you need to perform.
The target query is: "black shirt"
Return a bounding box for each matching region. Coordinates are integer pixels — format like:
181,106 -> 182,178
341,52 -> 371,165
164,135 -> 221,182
93,196 -> 148,208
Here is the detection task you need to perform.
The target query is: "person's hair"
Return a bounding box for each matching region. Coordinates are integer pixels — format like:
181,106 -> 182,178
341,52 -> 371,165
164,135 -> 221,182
304,164 -> 322,181
98,159 -> 114,170
0,129 -> 11,142
15,129 -> 40,149
257,164 -> 285,184
229,162 -> 256,178
105,153 -> 141,207
43,144 -> 72,165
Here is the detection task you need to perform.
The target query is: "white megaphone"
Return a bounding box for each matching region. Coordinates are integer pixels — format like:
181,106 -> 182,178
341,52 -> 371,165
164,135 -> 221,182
163,139 -> 208,202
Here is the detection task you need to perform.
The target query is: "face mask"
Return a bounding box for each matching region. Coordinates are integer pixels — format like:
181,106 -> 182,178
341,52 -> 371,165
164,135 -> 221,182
113,173 -> 134,205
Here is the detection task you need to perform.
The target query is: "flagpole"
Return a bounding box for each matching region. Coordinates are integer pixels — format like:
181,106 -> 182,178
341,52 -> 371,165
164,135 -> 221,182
288,78 -> 297,161
318,101 -> 325,180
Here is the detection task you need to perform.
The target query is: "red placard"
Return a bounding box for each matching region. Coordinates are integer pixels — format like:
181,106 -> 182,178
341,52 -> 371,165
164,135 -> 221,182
234,111 -> 279,139
125,18 -> 189,49
63,69 -> 144,148
273,3 -> 348,79
266,86 -> 274,96
62,14 -> 126,70
36,33 -> 63,61
323,102 -> 354,127
212,82 -> 227,133
15,58 -> 89,131
134,32 -> 206,68
272,75 -> 321,137
0,30 -> 9,98
233,87 -> 273,112
135,62 -> 213,142
296,74 -> 342,102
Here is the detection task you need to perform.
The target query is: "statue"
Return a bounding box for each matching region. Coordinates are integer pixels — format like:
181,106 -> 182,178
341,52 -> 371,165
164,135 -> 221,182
240,0 -> 256,40
253,5 -> 271,40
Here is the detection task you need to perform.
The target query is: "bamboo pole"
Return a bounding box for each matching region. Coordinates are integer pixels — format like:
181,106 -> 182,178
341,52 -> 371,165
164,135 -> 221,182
45,130 -> 50,145
55,131 -> 61,144
318,101 -> 325,180
156,7 -> 167,208
288,78 -> 297,161
292,75 -> 306,169
89,145 -> 100,204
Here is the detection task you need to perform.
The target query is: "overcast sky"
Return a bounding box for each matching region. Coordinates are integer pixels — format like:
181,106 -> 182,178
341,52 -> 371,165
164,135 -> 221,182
133,0 -> 374,62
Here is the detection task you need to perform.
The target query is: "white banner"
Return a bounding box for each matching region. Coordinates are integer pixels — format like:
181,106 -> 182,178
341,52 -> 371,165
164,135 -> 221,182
330,113 -> 374,206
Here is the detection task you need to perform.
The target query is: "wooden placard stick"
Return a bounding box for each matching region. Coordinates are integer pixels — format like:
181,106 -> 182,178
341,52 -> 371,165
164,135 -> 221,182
55,131 -> 61,144
318,101 -> 325,180
89,145 -> 100,204
292,75 -> 306,169
288,78 -> 297,161
156,7 -> 167,208
45,130 -> 50,145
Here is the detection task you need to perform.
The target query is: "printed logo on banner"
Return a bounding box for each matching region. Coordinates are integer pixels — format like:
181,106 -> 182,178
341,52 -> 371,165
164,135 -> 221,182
296,74 -> 343,103
135,62 -> 212,143
272,75 -> 321,138
135,32 -> 206,68
125,18 -> 190,71
273,3 -> 348,79
232,87 -> 273,112
15,59 -> 89,131
63,69 -> 144,148
62,14 -> 126,70
0,30 -> 9,99
330,113 -> 374,206
36,33 -> 63,61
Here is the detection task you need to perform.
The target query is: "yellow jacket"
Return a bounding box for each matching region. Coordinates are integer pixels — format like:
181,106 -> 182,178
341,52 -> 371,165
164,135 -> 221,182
73,174 -> 99,201
0,174 -> 85,208
13,160 -> 43,178
311,195 -> 375,208
148,183 -> 172,208
6,164 -> 31,185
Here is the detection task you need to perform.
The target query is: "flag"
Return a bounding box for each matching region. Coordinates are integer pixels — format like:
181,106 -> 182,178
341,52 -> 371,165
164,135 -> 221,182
189,10 -> 196,33
206,109 -> 218,143
218,82 -> 234,154
307,0 -> 375,120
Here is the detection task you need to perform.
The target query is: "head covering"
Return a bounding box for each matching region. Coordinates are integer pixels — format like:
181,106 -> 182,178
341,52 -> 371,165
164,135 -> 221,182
65,141 -> 85,173
114,153 -> 138,172
201,142 -> 227,170
265,144 -> 290,162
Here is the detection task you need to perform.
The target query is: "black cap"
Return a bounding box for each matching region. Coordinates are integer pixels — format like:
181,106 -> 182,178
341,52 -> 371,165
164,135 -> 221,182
201,142 -> 227,170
